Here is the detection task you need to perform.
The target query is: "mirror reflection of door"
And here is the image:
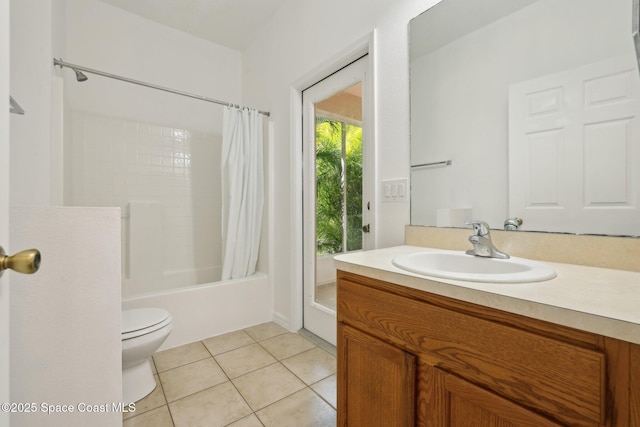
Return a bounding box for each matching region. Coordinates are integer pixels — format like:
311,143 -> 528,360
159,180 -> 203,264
302,55 -> 370,345
408,0 -> 640,236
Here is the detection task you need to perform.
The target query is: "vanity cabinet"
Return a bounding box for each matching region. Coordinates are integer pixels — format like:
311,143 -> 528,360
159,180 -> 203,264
339,324 -> 416,426
336,270 -> 640,427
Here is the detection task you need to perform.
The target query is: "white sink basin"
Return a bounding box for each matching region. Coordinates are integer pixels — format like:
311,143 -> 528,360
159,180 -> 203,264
392,250 -> 556,283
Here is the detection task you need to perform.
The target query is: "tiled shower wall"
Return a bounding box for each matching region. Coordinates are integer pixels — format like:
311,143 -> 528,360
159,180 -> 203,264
66,110 -> 221,297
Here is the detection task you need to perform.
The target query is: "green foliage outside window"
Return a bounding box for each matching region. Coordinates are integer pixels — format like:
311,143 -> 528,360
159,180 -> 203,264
315,117 -> 363,255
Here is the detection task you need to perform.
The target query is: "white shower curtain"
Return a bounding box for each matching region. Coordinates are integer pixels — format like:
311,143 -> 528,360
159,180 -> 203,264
221,107 -> 264,280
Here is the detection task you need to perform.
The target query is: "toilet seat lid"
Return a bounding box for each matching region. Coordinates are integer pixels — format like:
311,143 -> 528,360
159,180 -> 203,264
122,308 -> 171,335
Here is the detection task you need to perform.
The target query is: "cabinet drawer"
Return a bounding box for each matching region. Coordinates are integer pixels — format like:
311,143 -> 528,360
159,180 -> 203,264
338,277 -> 606,426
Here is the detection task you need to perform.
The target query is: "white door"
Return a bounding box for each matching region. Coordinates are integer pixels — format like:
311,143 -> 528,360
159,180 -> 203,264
9,207 -> 122,427
1,1 -> 11,424
509,55 -> 640,235
302,56 -> 371,345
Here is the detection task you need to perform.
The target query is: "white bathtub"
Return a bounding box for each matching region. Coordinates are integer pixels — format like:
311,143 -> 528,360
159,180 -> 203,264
121,272 -> 272,350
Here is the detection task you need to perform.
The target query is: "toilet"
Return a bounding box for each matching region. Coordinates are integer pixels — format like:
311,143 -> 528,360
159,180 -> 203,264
122,308 -> 173,403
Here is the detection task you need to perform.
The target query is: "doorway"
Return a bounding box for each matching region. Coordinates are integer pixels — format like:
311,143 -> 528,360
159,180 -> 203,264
302,55 -> 371,345
1,0 -> 9,420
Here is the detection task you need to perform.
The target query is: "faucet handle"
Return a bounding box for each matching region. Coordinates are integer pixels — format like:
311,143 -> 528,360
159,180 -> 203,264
466,220 -> 491,237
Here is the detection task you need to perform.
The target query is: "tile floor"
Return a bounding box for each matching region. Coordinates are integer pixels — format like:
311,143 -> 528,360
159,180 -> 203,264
123,322 -> 337,427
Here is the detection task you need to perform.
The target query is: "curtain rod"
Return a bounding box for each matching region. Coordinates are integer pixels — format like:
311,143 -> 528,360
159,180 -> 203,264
53,58 -> 270,117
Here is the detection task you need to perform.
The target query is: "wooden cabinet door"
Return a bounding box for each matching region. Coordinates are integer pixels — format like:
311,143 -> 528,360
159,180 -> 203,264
338,323 -> 416,427
439,369 -> 564,427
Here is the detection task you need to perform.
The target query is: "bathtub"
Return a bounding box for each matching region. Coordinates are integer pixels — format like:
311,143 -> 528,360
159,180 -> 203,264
121,272 -> 272,350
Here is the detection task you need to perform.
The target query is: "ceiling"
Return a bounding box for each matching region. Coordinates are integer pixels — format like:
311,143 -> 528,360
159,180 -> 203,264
97,0 -> 288,51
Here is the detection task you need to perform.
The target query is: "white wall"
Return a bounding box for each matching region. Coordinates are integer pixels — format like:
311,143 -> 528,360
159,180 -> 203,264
10,0 -> 54,206
62,0 -> 242,134
242,0 -> 439,330
410,0 -> 631,228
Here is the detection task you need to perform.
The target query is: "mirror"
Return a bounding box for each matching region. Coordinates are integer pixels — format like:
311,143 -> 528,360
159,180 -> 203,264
409,0 -> 640,236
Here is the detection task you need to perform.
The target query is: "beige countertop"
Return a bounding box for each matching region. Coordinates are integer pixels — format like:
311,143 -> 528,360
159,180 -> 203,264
334,245 -> 640,345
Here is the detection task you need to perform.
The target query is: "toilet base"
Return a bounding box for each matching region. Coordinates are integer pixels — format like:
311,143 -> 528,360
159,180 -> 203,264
123,359 -> 156,403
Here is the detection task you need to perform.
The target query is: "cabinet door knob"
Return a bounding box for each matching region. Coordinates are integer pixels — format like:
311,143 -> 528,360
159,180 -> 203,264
0,246 -> 41,278
362,224 -> 370,233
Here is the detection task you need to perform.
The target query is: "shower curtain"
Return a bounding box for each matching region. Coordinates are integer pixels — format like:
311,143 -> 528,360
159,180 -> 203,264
221,107 -> 264,280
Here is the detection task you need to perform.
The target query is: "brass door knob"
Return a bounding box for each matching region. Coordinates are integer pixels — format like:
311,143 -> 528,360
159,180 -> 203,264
0,246 -> 41,278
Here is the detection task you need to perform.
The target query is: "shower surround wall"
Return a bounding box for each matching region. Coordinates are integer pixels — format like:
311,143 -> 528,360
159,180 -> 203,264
66,111 -> 222,297
61,0 -> 246,298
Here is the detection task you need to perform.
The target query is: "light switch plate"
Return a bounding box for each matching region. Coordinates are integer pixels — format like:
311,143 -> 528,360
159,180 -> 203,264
381,178 -> 408,202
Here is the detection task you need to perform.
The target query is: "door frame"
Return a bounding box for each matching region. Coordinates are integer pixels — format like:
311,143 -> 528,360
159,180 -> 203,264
288,32 -> 376,334
1,0 -> 11,421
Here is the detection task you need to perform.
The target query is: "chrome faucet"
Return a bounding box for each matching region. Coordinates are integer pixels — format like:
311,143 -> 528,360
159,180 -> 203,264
465,221 -> 509,259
